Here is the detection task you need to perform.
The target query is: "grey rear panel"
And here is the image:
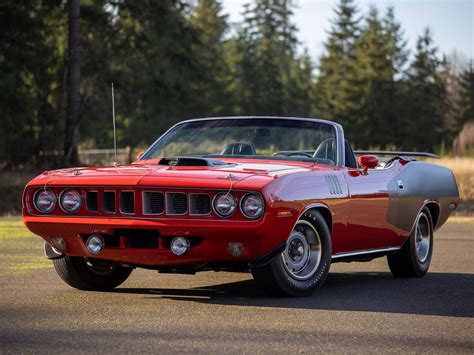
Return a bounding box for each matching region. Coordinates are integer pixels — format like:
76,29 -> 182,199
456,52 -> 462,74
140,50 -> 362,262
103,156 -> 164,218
387,161 -> 459,233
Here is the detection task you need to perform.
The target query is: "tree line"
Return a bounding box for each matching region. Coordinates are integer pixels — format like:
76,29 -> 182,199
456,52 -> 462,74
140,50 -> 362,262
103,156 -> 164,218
1,0 -> 473,168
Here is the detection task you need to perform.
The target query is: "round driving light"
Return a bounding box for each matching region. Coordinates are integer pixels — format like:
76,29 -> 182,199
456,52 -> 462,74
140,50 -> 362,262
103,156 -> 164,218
60,189 -> 82,213
240,193 -> 264,219
33,189 -> 57,213
86,234 -> 104,254
213,193 -> 237,217
170,237 -> 190,256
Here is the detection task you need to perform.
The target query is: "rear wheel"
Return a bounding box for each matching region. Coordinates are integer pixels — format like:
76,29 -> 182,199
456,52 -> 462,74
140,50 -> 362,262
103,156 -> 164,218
388,206 -> 434,277
53,256 -> 132,290
251,210 -> 331,296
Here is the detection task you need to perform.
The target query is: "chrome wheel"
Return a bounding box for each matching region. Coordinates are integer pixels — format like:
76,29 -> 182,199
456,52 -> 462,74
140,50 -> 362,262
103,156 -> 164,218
415,212 -> 431,263
282,220 -> 322,280
85,258 -> 118,276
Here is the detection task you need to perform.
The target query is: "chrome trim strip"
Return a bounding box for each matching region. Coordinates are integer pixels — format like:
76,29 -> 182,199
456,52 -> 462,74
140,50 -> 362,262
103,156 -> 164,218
332,247 -> 401,259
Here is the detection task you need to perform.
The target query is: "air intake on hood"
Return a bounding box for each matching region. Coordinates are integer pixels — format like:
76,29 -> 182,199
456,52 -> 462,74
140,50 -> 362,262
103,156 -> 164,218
158,157 -> 228,167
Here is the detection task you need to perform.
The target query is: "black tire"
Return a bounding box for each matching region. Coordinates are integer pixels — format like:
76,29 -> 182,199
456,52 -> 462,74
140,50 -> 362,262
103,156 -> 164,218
53,256 -> 133,290
251,210 -> 332,297
387,206 -> 434,277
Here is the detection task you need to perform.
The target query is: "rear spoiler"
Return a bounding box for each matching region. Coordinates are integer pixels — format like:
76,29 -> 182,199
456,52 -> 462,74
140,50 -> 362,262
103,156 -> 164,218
354,150 -> 440,159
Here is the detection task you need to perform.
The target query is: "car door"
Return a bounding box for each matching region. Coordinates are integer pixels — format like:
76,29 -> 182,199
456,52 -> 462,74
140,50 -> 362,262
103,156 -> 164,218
342,166 -> 402,251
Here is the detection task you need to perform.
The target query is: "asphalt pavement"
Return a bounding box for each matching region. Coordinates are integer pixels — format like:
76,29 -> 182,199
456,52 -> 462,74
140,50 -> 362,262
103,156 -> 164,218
0,221 -> 473,353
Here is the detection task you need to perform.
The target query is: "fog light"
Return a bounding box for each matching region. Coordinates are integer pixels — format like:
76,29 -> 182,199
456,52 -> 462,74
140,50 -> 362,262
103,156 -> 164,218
228,242 -> 244,257
86,234 -> 104,254
170,237 -> 190,256
51,237 -> 67,251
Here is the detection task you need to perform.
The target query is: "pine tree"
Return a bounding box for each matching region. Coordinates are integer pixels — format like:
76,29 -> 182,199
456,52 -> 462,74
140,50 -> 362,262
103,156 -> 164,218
235,0 -> 299,115
313,0 -> 361,142
353,6 -> 408,148
405,28 -> 447,151
112,0 -> 200,145
456,61 -> 474,125
284,49 -> 314,117
189,0 -> 231,116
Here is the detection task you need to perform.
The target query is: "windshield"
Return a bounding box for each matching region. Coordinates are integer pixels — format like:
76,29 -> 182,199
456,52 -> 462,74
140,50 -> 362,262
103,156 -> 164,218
142,118 -> 338,165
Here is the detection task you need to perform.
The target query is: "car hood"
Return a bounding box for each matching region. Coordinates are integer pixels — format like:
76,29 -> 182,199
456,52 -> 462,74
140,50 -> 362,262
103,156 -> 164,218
27,159 -> 327,191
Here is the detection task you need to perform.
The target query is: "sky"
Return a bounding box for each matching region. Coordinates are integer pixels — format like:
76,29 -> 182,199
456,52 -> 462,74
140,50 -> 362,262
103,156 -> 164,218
223,0 -> 473,66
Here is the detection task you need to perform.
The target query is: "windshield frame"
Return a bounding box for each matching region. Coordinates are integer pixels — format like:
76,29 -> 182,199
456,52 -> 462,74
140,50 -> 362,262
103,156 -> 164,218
140,116 -> 346,167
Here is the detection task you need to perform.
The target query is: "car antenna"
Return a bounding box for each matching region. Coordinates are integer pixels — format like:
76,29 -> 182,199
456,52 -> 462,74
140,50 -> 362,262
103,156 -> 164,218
111,82 -> 117,166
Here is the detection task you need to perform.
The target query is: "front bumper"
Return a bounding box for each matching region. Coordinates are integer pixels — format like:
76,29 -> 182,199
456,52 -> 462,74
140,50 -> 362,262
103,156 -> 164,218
23,213 -> 296,268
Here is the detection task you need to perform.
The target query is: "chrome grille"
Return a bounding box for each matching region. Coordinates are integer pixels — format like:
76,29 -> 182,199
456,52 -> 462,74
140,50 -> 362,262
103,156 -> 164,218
120,191 -> 135,214
142,192 -> 165,215
166,193 -> 188,215
102,191 -> 116,213
86,191 -> 98,212
190,194 -> 211,215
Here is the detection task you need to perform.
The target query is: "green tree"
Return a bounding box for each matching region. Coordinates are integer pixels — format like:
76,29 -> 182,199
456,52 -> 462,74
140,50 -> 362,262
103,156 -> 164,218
189,0 -> 232,116
405,28 -> 447,151
0,0 -> 66,166
456,61 -> 474,125
111,0 -> 200,147
313,0 -> 361,141
353,6 -> 408,147
234,0 -> 299,115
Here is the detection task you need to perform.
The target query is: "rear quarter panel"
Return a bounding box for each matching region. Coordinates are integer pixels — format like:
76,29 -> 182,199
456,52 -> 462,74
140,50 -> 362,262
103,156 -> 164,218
387,161 -> 460,233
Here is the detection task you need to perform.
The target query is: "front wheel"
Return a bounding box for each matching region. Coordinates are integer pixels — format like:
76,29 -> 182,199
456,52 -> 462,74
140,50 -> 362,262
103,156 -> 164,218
251,210 -> 332,296
53,256 -> 133,290
387,206 -> 434,277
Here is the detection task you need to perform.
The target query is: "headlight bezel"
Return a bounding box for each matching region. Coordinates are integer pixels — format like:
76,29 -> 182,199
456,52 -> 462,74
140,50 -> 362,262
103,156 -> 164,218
33,188 -> 57,214
212,192 -> 237,218
240,193 -> 265,219
59,188 -> 82,214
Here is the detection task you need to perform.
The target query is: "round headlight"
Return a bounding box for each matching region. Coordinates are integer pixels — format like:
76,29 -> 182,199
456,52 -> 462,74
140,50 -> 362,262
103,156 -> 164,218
240,193 -> 264,219
60,189 -> 82,213
33,189 -> 57,213
213,192 -> 237,217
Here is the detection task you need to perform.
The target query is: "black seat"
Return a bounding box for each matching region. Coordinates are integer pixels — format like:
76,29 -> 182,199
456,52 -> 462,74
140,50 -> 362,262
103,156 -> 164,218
221,142 -> 257,155
345,140 -> 358,168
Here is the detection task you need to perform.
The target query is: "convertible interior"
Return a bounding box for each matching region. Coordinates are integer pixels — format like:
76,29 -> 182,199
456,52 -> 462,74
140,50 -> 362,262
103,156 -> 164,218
217,140 -> 359,168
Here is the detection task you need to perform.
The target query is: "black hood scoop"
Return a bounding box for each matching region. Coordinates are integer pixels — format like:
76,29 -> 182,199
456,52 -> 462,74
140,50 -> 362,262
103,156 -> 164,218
158,156 -> 230,167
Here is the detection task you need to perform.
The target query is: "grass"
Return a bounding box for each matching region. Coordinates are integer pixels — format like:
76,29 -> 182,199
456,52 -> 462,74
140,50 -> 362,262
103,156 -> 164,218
0,218 -> 51,277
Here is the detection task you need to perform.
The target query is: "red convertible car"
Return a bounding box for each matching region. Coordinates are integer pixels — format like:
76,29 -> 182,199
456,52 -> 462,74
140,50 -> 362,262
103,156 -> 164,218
23,117 -> 459,296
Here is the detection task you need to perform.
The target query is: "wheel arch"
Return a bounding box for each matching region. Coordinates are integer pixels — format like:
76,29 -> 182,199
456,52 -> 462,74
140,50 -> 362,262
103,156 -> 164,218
304,203 -> 333,235
424,201 -> 440,229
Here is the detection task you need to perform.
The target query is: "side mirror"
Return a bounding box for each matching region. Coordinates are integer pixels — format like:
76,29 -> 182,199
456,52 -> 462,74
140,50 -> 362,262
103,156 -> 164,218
358,155 -> 378,175
136,151 -> 145,161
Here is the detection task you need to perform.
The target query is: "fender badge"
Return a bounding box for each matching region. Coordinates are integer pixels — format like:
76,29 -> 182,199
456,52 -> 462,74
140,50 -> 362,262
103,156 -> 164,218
397,180 -> 404,190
